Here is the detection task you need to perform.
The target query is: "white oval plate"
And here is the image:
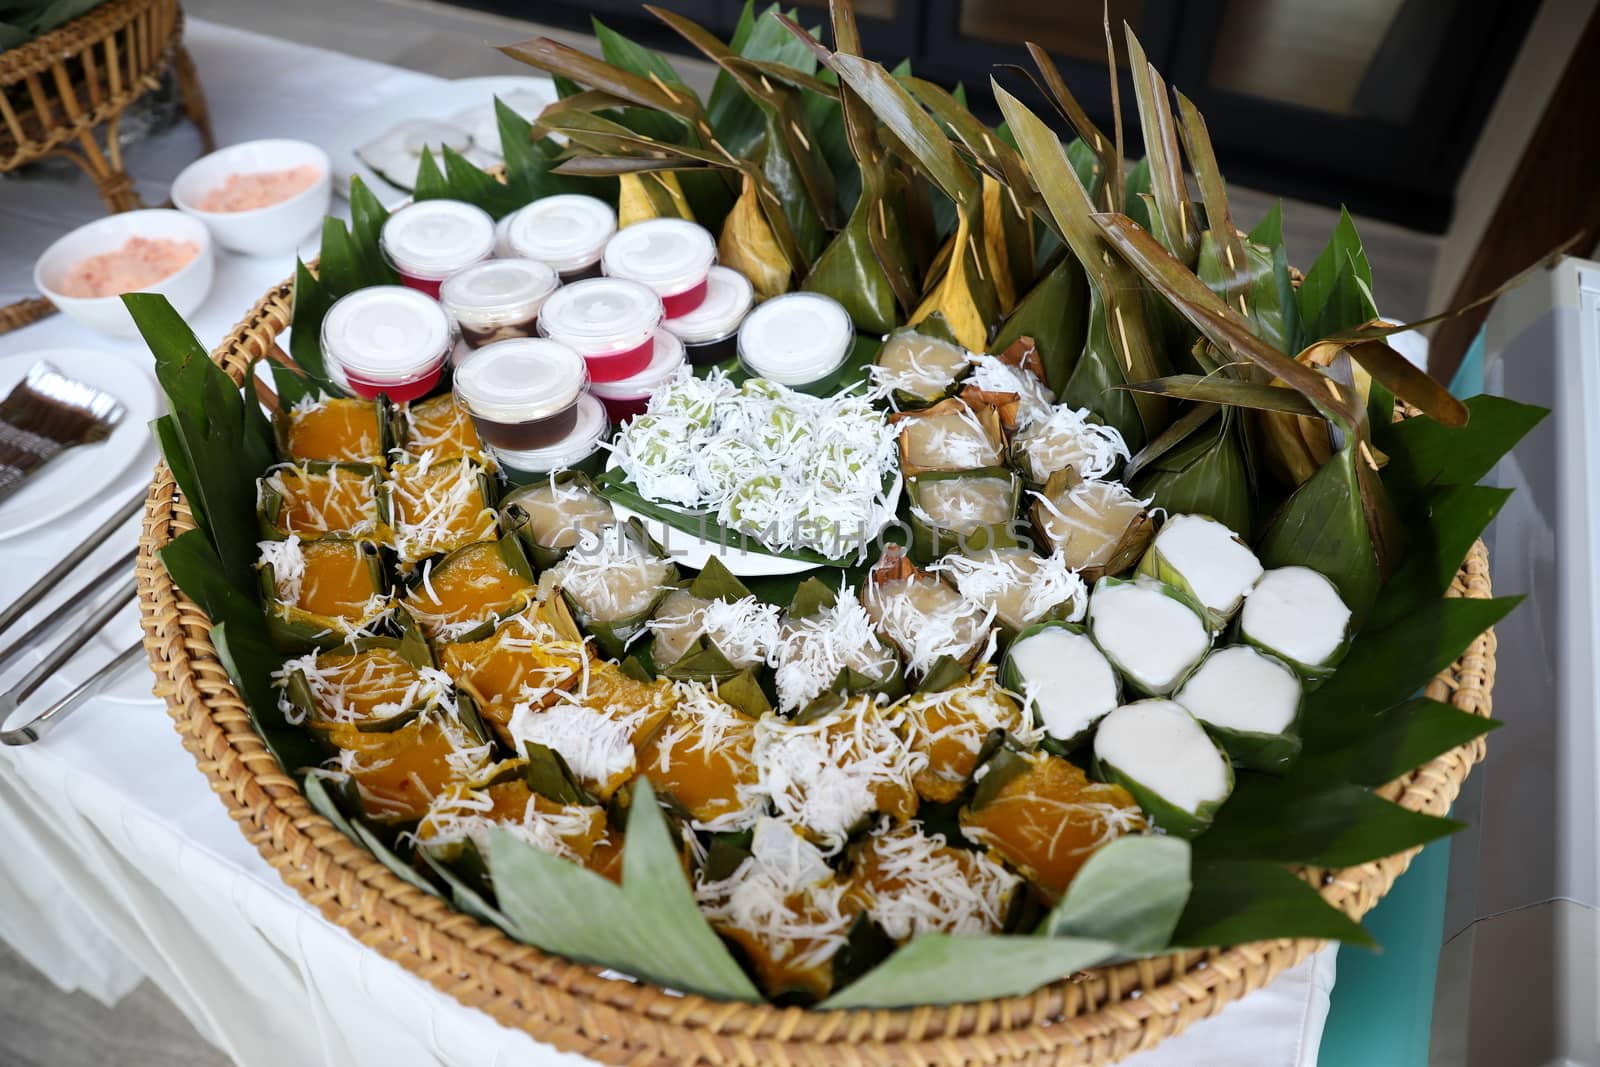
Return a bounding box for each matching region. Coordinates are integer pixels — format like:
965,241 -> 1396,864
329,76 -> 556,205
0,349 -> 159,540
605,456 -> 902,577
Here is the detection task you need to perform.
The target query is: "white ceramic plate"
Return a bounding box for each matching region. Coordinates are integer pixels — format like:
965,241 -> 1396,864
329,76 -> 556,204
605,456 -> 903,577
0,349 -> 159,540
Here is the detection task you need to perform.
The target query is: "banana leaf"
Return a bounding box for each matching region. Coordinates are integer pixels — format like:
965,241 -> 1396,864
523,741 -> 600,807
1122,157 -> 1152,232
1011,41 -> 1119,213
723,173 -> 793,300
785,6 -> 918,330
582,18 -> 736,227
1298,207 -> 1374,338
994,83 -> 1169,448
786,576 -> 837,620
1257,443 -> 1388,627
501,34 -> 734,228
993,254 -> 1088,395
1130,404 -> 1253,539
823,55 -> 999,351
902,74 -> 1043,305
488,779 -> 762,1001
496,98 -> 612,206
1061,287 -> 1148,451
660,636 -> 742,683
686,555 -> 756,601
129,294 -> 277,594
804,187 -> 910,331
709,3 -> 821,159
1124,26 -> 1197,267
302,774 -> 440,896
651,5 -> 837,262
1039,835 -> 1190,954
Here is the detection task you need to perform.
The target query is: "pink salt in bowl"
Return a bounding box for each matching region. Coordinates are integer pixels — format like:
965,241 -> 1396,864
34,209 -> 214,339
171,139 -> 332,256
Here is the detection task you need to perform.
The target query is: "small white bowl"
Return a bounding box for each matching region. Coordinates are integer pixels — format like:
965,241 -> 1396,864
34,209 -> 215,338
170,138 -> 332,255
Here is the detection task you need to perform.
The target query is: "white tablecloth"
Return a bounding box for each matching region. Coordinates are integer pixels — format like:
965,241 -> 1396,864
0,20 -> 1335,1066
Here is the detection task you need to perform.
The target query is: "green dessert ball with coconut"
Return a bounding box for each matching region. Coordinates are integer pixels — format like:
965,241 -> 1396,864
1175,645 -> 1303,772
1087,576 -> 1211,697
1137,513 -> 1264,631
1093,698 -> 1235,838
1238,565 -> 1353,682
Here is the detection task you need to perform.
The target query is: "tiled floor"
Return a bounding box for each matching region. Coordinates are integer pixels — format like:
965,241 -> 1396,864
0,2 -> 1443,1065
0,942 -> 227,1067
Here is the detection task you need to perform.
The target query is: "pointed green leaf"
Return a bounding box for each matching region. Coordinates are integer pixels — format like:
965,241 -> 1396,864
992,254 -> 1088,393
1173,860 -> 1376,949
818,933 -> 1116,1009
1131,405 -> 1252,538
1296,698 -> 1499,787
1196,781 -> 1461,867
1305,595 -> 1520,725
1298,207 -> 1373,332
1378,394 -> 1547,494
1123,375 -> 1319,416
1248,201 -> 1283,248
488,779 -> 762,1001
1124,26 -> 1195,265
1259,445 -> 1381,624
1042,835 -> 1190,954
1366,485 -> 1511,630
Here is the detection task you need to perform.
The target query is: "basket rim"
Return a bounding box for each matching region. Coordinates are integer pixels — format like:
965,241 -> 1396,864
133,277 -> 1497,1066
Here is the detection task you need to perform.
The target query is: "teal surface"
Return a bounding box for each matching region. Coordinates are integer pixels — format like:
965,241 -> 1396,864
1450,330 -> 1487,397
1317,325 -> 1485,1065
1318,841 -> 1451,1065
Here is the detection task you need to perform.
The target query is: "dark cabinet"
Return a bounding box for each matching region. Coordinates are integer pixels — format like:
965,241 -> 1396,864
466,0 -> 1537,232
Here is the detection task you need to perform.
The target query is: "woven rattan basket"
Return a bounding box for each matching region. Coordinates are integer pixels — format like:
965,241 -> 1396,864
1,0 -> 213,212
135,278 -> 1497,1066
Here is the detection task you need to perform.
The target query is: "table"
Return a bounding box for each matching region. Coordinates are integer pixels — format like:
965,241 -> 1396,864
0,19 -> 1337,1066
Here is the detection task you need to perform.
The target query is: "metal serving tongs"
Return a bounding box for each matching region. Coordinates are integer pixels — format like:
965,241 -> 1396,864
0,491 -> 146,745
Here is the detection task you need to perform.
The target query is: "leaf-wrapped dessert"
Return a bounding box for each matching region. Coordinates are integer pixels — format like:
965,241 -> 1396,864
127,0 -> 1526,1025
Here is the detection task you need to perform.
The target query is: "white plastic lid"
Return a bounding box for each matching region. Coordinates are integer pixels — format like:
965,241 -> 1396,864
589,330 -> 687,399
453,338 -> 588,422
737,292 -> 854,386
602,219 -> 717,296
538,277 -> 663,350
507,195 -> 617,273
491,393 -> 608,472
663,266 -> 754,343
439,258 -> 559,326
380,199 -> 496,280
321,286 -> 453,379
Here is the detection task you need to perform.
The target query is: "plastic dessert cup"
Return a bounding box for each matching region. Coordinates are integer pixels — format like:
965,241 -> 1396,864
663,266 -> 753,366
491,393 -> 609,484
439,258 -> 560,349
601,218 -> 718,318
538,277 -> 664,384
505,194 -> 617,279
589,330 -> 687,423
320,286 -> 454,402
380,199 -> 496,297
737,291 -> 855,392
452,337 -> 589,451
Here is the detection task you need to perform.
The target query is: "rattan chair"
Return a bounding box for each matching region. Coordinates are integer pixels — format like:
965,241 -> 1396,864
0,0 -> 213,213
